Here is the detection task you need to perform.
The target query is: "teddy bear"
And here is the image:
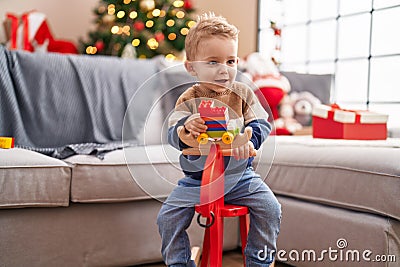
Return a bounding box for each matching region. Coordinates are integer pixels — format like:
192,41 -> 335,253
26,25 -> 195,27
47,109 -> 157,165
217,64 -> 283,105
290,91 -> 321,126
274,94 -> 303,134
272,91 -> 321,134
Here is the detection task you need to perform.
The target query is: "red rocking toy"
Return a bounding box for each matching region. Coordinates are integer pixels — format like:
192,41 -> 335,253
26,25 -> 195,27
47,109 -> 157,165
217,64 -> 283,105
195,143 -> 250,267
178,124 -> 254,267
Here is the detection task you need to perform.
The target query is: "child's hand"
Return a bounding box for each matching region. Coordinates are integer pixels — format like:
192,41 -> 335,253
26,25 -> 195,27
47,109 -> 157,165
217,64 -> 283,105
232,141 -> 255,160
184,113 -> 207,137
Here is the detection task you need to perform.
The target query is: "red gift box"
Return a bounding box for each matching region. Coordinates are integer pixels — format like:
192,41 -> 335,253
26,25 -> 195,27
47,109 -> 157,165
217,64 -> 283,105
312,104 -> 388,140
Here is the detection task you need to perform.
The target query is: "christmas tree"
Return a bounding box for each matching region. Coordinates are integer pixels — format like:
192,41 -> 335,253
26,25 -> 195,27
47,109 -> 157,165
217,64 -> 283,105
81,0 -> 195,59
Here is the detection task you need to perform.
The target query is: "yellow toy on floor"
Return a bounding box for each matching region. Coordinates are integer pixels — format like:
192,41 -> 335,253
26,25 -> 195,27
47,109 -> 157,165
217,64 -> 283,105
0,137 -> 14,149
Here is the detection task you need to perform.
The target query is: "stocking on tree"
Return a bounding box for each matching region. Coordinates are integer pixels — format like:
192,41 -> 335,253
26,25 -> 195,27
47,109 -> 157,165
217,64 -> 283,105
81,0 -> 196,59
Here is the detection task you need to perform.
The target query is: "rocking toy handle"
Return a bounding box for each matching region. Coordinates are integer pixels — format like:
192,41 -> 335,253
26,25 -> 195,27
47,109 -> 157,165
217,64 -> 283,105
177,126 -> 257,157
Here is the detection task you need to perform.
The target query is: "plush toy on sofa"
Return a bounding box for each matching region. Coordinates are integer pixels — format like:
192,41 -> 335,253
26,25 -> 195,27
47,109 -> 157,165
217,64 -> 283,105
274,94 -> 303,134
290,91 -> 321,126
243,52 -> 294,135
274,91 -> 321,134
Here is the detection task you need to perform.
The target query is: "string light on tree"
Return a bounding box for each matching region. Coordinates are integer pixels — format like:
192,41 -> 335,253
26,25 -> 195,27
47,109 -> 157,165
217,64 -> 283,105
146,20 -> 154,28
152,9 -> 161,17
132,38 -> 140,46
147,38 -> 159,49
81,0 -> 195,59
130,11 -> 138,19
117,10 -> 125,18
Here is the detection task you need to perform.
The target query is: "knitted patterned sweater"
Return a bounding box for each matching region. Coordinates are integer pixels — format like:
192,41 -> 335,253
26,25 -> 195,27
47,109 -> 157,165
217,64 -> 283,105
168,81 -> 271,180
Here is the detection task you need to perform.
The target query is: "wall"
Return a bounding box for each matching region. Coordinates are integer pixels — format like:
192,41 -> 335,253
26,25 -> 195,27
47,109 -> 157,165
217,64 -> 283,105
194,0 -> 258,57
0,0 -> 258,58
0,0 -> 98,46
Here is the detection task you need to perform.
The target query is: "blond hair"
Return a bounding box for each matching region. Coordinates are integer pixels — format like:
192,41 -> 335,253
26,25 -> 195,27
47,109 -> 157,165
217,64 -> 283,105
185,12 -> 239,61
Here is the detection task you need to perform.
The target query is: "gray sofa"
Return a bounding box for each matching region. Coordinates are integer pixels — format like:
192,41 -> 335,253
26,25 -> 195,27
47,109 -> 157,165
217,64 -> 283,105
260,136 -> 400,267
0,46 -> 399,267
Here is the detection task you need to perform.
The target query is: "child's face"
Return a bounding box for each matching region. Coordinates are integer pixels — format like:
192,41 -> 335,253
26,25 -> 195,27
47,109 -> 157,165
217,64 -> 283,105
185,36 -> 238,93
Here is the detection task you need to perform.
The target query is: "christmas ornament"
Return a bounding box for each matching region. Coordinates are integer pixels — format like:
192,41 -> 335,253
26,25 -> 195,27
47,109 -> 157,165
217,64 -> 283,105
154,32 -> 165,42
121,43 -> 137,58
270,20 -> 282,65
95,40 -> 105,52
140,0 -> 155,11
184,0 -> 193,10
133,21 -> 145,31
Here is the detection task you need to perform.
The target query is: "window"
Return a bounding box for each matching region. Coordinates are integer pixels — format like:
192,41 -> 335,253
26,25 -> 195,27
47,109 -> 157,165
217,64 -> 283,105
258,0 -> 400,131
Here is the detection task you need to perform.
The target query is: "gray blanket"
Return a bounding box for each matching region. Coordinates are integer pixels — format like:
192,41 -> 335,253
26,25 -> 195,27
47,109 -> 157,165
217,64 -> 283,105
0,46 -> 159,159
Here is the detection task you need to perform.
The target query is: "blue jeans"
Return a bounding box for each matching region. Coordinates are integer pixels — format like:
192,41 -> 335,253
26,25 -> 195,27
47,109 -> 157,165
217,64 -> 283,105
157,168 -> 281,267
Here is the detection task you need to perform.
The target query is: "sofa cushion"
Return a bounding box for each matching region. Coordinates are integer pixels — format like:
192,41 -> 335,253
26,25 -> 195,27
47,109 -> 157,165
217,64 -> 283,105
65,145 -> 183,203
277,196 -> 400,267
254,136 -> 400,220
281,71 -> 332,104
0,148 -> 71,208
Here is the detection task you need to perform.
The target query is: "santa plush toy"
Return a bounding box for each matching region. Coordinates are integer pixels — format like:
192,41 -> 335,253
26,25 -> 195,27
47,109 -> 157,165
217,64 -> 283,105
5,11 -> 77,54
244,52 -> 293,135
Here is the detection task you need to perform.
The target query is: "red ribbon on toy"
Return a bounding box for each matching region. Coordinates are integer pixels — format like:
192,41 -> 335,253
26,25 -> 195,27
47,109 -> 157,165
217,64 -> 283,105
6,11 -> 32,51
6,13 -> 19,49
21,13 -> 31,51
